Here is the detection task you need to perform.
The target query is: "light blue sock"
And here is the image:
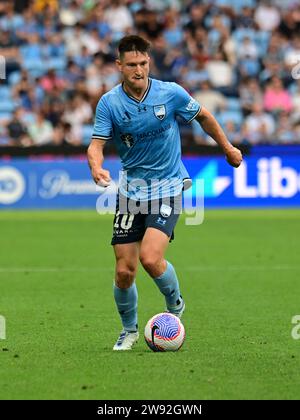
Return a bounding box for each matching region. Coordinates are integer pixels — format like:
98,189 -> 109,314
153,261 -> 181,309
113,282 -> 138,332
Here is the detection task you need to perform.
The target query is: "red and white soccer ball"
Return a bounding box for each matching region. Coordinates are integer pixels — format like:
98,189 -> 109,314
144,312 -> 185,352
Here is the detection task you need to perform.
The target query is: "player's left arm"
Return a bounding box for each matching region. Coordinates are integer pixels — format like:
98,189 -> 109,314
195,106 -> 243,168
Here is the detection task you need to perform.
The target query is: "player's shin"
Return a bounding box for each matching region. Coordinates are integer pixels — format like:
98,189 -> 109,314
113,282 -> 138,332
153,261 -> 183,311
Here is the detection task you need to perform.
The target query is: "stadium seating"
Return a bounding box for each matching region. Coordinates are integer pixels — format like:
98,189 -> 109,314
0,0 -> 299,147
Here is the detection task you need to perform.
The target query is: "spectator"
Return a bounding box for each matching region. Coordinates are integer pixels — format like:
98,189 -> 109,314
16,7 -> 38,43
180,58 -> 209,91
234,6 -> 255,29
275,111 -> 296,143
40,69 -> 66,93
239,78 -> 263,116
237,36 -> 259,60
63,94 -> 93,127
63,23 -> 86,57
82,28 -> 103,55
59,0 -> 83,26
193,80 -> 227,114
206,50 -> 236,95
6,108 -> 31,146
278,9 -> 300,40
104,0 -> 133,34
184,3 -> 206,38
52,121 -> 81,146
134,9 -> 164,40
263,76 -> 293,114
254,1 -> 281,32
163,8 -> 183,48
244,103 -> 276,144
224,121 -> 245,145
28,111 -> 54,145
0,0 -> 300,147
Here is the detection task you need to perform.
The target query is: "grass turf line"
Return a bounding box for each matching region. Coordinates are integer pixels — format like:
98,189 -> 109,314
0,210 -> 299,399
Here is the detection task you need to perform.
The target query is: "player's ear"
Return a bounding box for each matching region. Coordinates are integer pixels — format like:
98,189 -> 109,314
116,58 -> 122,71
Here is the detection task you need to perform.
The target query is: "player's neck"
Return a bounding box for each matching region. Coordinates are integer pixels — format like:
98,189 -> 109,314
122,79 -> 149,101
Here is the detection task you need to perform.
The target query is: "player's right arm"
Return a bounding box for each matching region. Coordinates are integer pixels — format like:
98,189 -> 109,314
172,82 -> 242,168
87,139 -> 111,186
195,107 -> 242,168
87,96 -> 112,186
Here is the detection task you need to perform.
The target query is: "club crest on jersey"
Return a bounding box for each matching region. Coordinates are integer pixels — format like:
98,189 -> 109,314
153,105 -> 166,120
160,204 -> 172,218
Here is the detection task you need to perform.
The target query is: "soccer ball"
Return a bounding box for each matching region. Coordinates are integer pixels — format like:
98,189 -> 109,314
144,312 -> 185,352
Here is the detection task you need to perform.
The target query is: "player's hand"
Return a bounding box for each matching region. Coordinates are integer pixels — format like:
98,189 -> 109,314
92,168 -> 111,186
225,146 -> 243,168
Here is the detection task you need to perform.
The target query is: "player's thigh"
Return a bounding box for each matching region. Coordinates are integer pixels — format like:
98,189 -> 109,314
113,242 -> 140,274
139,227 -> 170,264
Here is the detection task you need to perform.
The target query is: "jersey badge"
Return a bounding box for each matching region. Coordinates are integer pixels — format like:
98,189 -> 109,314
153,105 -> 166,120
160,204 -> 172,218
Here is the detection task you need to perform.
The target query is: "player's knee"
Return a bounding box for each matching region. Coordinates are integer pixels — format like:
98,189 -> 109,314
140,253 -> 162,276
115,266 -> 135,289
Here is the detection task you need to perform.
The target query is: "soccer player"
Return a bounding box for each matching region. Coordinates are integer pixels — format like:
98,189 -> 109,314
87,35 -> 242,350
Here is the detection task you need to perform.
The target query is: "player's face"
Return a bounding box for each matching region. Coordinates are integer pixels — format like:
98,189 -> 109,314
117,51 -> 150,91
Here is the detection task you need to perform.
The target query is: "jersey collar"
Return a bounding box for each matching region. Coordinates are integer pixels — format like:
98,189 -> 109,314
121,78 -> 152,103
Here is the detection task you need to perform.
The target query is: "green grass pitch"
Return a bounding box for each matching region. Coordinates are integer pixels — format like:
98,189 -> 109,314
0,209 -> 300,400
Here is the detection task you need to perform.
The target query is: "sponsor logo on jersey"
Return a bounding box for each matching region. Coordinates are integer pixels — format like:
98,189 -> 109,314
138,105 -> 147,113
186,98 -> 199,112
120,133 -> 134,147
137,124 -> 171,140
156,217 -> 167,226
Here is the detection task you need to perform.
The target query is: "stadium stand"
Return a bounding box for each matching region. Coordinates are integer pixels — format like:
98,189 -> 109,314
0,0 -> 300,149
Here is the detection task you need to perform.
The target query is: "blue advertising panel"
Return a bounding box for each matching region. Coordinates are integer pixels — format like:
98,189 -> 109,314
183,156 -> 300,207
0,158 -> 120,209
0,154 -> 300,208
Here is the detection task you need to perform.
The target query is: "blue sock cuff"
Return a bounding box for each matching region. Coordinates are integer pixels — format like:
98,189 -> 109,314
114,282 -> 138,331
155,261 -> 173,282
114,282 -> 136,292
153,261 -> 181,307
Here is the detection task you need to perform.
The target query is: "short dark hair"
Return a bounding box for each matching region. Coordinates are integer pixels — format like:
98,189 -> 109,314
118,35 -> 151,59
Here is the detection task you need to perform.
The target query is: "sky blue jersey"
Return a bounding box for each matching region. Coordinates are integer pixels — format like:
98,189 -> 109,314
92,78 -> 201,200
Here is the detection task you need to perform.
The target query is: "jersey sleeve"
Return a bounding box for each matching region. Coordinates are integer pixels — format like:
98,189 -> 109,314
92,96 -> 113,141
172,83 -> 201,123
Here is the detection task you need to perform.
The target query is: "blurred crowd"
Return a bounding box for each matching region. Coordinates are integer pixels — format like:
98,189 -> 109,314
1,0 -> 300,147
